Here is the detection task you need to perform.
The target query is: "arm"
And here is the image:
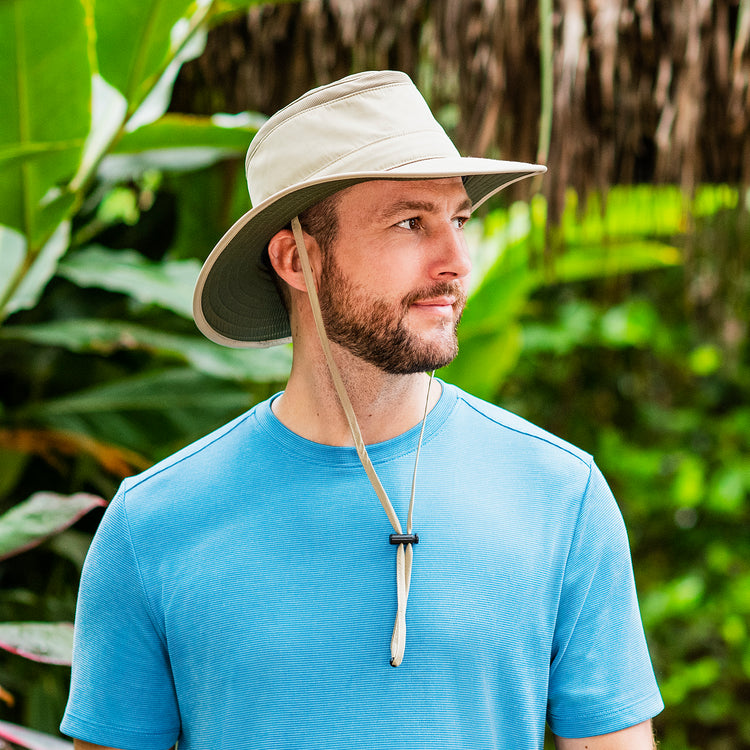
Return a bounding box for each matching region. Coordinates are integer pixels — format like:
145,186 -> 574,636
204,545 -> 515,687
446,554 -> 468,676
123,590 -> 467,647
554,719 -> 655,749
548,466 -> 663,742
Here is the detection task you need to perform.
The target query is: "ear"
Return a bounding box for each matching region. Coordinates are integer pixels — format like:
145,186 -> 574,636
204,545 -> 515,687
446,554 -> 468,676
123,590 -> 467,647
267,227 -> 321,293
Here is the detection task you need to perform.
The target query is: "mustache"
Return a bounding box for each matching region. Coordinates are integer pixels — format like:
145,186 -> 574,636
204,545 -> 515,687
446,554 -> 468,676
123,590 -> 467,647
401,281 -> 468,309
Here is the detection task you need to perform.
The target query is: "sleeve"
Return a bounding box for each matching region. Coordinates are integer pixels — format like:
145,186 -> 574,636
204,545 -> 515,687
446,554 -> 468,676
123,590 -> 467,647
546,462 -> 664,738
60,485 -> 181,750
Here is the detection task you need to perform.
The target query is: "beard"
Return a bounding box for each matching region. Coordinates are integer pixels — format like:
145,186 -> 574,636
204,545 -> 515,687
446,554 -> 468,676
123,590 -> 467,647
317,253 -> 467,375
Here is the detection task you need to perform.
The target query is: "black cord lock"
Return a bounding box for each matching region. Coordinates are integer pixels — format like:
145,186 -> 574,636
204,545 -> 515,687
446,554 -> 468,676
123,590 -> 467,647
389,533 -> 419,545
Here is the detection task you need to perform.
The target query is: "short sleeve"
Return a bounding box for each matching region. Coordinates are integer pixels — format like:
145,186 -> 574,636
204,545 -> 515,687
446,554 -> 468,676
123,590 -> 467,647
547,463 -> 663,738
60,486 -> 180,750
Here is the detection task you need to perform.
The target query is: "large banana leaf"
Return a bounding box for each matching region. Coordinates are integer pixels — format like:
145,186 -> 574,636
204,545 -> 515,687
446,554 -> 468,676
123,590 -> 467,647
0,0 -> 270,325
0,222 -> 71,318
94,0 -> 203,107
0,0 -> 90,249
20,368 -> 252,417
113,112 -> 264,153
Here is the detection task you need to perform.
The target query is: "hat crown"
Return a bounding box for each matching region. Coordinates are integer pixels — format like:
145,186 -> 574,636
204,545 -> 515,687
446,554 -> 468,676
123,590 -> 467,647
245,70 -> 460,207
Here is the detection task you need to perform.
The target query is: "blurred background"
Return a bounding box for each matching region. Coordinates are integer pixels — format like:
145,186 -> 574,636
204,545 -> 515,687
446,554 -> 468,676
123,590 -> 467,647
1,1 -> 749,748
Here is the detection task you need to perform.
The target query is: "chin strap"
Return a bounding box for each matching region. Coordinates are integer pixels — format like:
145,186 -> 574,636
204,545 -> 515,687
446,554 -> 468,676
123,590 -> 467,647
291,216 -> 433,667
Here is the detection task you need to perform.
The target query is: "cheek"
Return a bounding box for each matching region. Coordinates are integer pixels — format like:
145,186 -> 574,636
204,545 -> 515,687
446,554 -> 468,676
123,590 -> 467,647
372,249 -> 423,289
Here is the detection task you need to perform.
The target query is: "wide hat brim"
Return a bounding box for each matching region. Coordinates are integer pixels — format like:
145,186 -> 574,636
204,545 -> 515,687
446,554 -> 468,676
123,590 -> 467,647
194,157 -> 545,348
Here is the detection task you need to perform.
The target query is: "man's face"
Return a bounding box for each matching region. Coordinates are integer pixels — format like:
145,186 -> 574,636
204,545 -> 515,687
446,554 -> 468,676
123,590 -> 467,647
316,178 -> 472,374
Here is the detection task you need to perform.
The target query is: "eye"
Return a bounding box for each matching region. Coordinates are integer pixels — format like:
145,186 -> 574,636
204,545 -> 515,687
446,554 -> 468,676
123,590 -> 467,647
453,216 -> 470,230
396,217 -> 421,230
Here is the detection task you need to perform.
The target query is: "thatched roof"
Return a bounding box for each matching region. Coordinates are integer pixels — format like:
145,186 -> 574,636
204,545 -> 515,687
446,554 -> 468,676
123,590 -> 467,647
173,0 -> 750,221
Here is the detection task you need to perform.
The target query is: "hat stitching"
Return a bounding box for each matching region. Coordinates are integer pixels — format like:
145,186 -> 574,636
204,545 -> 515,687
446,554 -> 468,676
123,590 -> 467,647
300,128 -> 449,179
246,81 -> 410,168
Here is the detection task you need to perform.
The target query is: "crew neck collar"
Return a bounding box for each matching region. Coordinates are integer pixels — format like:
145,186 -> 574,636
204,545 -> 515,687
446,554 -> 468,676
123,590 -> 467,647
256,379 -> 457,467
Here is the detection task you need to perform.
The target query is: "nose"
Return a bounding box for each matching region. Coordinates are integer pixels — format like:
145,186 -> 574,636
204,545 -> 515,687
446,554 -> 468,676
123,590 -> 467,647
428,223 -> 472,280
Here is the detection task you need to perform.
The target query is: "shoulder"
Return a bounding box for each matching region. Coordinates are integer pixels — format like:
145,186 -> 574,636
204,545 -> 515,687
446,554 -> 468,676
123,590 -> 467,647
445,383 -> 593,469
112,397 -> 280,525
125,406 -> 259,489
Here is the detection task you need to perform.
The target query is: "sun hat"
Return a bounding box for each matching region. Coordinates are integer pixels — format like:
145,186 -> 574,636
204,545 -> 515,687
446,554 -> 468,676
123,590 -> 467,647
193,69 -> 546,348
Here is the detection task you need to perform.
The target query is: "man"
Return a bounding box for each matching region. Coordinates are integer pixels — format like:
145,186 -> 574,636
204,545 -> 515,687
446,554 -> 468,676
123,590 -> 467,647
62,70 -> 663,749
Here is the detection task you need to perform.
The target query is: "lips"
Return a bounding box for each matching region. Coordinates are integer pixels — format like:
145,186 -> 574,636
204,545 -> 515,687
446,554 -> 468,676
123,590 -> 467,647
411,295 -> 456,309
404,283 -> 466,311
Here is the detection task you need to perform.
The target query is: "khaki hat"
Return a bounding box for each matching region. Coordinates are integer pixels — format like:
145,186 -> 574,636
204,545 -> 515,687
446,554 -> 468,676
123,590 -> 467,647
193,70 -> 546,348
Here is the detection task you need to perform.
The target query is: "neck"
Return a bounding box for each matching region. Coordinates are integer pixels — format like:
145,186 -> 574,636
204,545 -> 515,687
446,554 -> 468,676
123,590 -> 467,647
272,342 -> 440,446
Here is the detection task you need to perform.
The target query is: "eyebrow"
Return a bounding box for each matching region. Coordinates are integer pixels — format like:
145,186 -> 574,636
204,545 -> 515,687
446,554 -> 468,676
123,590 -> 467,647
376,196 -> 474,221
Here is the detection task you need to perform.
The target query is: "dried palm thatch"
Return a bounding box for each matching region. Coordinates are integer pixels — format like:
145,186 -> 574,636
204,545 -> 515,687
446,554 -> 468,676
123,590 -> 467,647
172,0 -> 750,222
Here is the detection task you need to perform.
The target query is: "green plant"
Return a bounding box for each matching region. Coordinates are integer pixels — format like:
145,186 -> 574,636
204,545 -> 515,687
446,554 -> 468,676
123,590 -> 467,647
0,493 -> 106,749
0,0 -> 290,742
497,198 -> 750,749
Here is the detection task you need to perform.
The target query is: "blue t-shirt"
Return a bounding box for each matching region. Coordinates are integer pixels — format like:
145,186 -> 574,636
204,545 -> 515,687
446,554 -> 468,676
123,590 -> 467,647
61,383 -> 662,749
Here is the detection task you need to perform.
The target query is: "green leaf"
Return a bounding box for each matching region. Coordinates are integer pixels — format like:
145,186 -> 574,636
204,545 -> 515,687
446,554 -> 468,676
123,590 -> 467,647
46,529 -> 94,570
17,368 -> 255,456
440,224 -> 537,395
0,622 -> 74,666
114,112 -> 262,153
708,466 -> 750,514
560,185 -> 689,242
0,491 -> 105,561
540,240 -> 682,284
99,146 -> 240,182
0,446 -> 30,501
21,368 -> 252,417
0,0 -> 91,247
95,0 -> 204,105
2,221 -> 71,319
441,263 -> 533,396
166,157 -> 249,261
0,719 -> 73,750
1,319 -> 293,382
688,344 -> 722,376
102,105 -> 260,187
125,23 -> 209,132
56,245 -> 200,318
658,657 -> 721,705
0,224 -> 27,316
599,298 -> 661,348
671,455 -> 705,508
441,323 -> 523,400
71,74 -> 129,192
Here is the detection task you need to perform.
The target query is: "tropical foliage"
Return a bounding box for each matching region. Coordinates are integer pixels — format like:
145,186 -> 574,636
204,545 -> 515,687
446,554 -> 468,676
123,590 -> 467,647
1,0 -> 288,746
1,1 -> 749,749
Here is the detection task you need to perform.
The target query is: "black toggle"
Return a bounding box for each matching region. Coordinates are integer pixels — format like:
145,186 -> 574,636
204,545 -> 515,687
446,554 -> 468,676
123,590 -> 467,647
389,533 -> 419,545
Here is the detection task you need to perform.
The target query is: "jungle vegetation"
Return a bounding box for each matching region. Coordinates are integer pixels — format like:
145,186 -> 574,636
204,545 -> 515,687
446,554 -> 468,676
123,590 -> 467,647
1,1 -> 749,748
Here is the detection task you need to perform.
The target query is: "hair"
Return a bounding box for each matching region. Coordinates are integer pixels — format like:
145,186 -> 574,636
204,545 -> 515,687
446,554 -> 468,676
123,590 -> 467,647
262,191 -> 342,312
297,191 -> 341,254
